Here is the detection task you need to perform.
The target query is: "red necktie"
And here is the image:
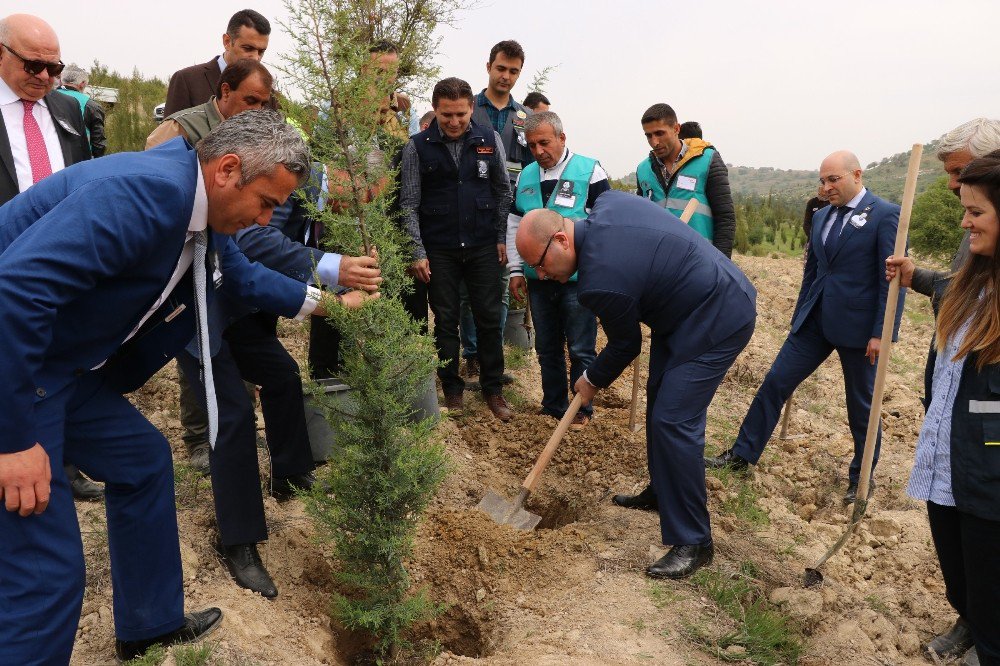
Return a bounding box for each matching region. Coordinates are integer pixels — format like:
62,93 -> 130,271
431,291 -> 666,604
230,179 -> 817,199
22,100 -> 53,184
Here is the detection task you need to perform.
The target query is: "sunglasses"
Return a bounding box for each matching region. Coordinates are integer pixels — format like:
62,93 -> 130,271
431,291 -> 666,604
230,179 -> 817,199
1,43 -> 64,78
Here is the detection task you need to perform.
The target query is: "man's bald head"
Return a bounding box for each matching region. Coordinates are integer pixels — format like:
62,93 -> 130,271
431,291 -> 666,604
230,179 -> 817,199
516,209 -> 577,282
0,14 -> 62,102
822,150 -> 861,174
819,150 -> 864,206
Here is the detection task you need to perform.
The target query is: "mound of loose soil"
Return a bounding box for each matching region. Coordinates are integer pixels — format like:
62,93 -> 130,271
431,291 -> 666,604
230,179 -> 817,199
71,254 -> 955,665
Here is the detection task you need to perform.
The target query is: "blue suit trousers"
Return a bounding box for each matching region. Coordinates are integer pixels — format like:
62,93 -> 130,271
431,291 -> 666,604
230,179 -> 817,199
0,373 -> 183,665
647,321 -> 755,546
732,307 -> 881,483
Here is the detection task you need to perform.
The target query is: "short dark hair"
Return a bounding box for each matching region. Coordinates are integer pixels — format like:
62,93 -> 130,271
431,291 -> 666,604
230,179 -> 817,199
523,91 -> 550,110
217,58 -> 273,98
488,40 -> 525,66
641,103 -> 677,126
432,77 -> 474,108
678,121 -> 702,140
369,40 -> 398,54
419,110 -> 436,127
227,9 -> 271,38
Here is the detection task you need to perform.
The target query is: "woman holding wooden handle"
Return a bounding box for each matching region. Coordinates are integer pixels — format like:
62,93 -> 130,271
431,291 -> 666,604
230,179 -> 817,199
886,152 -> 1000,665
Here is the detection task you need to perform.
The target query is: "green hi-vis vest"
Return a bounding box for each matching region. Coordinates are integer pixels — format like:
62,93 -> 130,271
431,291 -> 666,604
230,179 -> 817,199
515,154 -> 598,281
636,148 -> 715,242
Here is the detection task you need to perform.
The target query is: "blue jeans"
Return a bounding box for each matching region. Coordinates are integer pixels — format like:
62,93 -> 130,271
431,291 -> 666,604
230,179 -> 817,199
529,278 -> 597,418
460,268 -> 511,359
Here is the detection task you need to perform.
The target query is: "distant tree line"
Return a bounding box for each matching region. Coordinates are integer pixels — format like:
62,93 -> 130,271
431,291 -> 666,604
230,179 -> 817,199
89,61 -> 167,153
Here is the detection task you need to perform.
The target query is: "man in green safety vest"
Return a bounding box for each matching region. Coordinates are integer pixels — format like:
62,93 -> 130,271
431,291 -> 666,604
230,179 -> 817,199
506,111 -> 610,429
635,103 -> 735,258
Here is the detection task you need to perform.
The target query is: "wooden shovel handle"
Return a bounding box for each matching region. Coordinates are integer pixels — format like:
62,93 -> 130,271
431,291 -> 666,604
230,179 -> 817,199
627,358 -> 641,429
856,143 -> 922,502
522,393 -> 584,493
679,198 -> 699,224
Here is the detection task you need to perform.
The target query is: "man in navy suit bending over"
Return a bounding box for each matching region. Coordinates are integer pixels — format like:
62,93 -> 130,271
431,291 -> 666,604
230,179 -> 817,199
707,151 -> 905,504
0,110 -> 373,663
516,191 -> 757,579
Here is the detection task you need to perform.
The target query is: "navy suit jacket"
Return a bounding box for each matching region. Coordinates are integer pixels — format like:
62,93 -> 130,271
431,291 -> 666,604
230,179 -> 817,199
0,139 -> 309,453
793,189 -> 905,348
576,191 -> 757,387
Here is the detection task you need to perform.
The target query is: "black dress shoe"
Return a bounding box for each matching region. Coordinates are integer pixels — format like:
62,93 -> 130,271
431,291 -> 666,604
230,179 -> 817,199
188,443 -> 210,477
115,607 -> 222,661
843,480 -> 876,505
612,484 -> 659,511
215,542 -> 278,599
926,618 -> 973,659
270,471 -> 315,501
646,543 -> 714,580
704,448 -> 750,472
70,472 -> 104,501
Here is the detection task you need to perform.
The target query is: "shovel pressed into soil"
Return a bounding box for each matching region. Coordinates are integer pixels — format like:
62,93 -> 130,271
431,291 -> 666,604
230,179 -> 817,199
804,143 -> 923,587
477,394 -> 583,530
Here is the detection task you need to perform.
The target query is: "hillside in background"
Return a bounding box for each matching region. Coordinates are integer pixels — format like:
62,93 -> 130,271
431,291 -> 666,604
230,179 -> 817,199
619,141 -> 944,204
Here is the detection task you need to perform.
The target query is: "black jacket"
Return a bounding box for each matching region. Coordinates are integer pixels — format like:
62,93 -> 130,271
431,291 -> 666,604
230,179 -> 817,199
924,280 -> 1000,520
0,90 -> 90,206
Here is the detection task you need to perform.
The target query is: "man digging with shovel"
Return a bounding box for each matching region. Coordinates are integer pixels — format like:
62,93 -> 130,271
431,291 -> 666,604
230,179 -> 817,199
515,191 -> 756,578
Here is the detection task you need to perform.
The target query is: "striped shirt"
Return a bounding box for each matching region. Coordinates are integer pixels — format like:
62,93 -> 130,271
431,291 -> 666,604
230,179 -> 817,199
907,317 -> 973,506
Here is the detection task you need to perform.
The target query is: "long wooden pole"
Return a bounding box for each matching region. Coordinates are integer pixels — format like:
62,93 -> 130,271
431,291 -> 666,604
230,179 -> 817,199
805,143 -> 922,585
855,145 -> 921,503
627,199 -> 700,431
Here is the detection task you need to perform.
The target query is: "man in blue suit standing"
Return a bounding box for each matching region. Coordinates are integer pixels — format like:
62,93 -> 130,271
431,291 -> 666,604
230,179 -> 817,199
0,110 -> 363,663
707,151 -> 905,504
516,191 -> 757,579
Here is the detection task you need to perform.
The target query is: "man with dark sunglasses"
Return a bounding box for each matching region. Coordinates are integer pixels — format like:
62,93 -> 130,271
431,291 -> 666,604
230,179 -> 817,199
0,14 -> 94,502
0,14 -> 88,206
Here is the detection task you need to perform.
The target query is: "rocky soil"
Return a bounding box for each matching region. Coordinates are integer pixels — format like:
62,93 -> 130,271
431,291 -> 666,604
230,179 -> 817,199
70,253 -> 956,665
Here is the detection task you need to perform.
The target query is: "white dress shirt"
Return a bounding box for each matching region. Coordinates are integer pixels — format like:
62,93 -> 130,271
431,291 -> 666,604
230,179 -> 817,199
0,76 -> 67,193
95,162 -> 320,368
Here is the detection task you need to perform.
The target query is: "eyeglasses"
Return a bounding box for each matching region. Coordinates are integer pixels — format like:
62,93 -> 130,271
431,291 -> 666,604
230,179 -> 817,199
818,173 -> 849,186
1,43 -> 64,78
527,232 -> 558,270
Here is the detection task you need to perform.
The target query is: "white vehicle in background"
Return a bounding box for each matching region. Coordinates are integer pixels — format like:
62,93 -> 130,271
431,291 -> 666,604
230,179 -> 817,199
154,102 -> 165,123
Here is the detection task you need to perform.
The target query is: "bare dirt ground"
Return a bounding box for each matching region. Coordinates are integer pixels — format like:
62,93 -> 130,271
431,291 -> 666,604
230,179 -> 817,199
71,253 -> 955,665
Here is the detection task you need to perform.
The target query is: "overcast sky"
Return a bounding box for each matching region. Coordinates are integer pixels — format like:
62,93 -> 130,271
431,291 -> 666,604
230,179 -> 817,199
18,0 -> 1000,177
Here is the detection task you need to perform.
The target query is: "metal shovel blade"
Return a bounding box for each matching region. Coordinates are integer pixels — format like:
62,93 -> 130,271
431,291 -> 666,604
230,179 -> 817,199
803,498 -> 869,587
476,490 -> 541,531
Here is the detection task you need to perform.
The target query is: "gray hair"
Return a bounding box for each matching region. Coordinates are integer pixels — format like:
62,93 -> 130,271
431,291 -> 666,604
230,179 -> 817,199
196,110 -> 310,186
61,63 -> 87,88
937,118 -> 1000,160
524,110 -> 563,136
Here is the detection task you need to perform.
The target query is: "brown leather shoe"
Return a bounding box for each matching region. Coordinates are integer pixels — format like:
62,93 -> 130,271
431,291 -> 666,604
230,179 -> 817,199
485,394 -> 513,421
444,393 -> 463,411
